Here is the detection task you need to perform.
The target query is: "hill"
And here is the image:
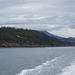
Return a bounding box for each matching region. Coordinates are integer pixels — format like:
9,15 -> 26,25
62,37 -> 75,42
39,30 -> 64,39
0,27 -> 74,47
39,30 -> 75,42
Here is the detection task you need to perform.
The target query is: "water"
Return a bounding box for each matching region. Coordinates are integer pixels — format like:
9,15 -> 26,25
0,47 -> 75,75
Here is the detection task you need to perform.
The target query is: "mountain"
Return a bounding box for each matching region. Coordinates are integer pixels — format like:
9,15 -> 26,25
39,30 -> 64,39
62,37 -> 75,42
0,27 -> 74,47
39,30 -> 75,42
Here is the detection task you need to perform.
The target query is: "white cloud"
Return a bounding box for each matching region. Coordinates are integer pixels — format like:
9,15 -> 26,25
50,28 -> 75,38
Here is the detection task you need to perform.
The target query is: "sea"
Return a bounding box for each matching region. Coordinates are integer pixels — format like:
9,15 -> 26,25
0,47 -> 75,75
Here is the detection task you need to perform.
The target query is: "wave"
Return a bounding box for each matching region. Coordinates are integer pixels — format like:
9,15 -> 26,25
16,55 -> 67,75
58,61 -> 75,75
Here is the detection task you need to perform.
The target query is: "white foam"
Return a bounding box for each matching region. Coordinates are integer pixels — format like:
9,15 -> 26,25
16,55 -> 65,75
58,61 -> 75,75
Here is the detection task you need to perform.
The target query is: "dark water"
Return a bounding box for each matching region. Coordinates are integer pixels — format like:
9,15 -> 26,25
0,47 -> 75,75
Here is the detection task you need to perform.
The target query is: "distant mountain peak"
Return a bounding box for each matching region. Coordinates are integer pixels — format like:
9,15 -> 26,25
39,30 -> 64,39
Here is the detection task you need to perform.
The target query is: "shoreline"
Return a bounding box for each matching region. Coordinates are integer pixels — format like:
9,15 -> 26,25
0,46 -> 75,48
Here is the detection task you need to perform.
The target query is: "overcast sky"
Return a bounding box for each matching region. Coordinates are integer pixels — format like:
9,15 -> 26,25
0,0 -> 75,37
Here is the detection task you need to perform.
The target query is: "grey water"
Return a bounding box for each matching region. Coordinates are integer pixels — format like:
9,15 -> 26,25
0,47 -> 75,75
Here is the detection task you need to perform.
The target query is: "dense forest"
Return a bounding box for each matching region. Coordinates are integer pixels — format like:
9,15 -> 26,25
0,27 -> 75,47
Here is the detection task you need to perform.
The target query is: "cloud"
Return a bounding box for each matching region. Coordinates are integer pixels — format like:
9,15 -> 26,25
50,28 -> 75,38
0,0 -> 75,37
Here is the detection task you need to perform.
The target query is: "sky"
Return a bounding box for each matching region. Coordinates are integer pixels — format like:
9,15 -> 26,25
0,0 -> 75,37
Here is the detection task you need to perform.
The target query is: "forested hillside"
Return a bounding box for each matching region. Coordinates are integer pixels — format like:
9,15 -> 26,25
0,27 -> 74,47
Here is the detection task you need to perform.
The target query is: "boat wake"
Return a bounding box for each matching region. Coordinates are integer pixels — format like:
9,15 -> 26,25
58,61 -> 75,75
16,55 -> 71,75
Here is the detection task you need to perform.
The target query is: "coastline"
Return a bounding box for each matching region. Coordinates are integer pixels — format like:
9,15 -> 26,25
0,45 -> 75,48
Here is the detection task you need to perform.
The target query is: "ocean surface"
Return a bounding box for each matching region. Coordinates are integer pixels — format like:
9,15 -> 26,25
0,47 -> 75,75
